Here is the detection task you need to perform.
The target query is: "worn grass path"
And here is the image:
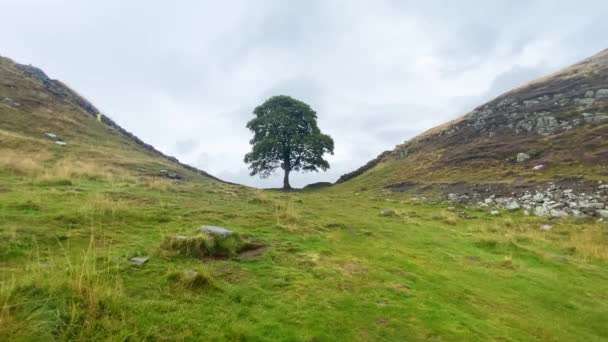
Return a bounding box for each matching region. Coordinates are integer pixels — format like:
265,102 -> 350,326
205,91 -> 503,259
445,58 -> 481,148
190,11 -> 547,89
1,171 -> 607,341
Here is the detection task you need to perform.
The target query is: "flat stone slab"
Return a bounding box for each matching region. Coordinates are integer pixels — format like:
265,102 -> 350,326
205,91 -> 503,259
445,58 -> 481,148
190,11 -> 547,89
45,132 -> 59,140
199,225 -> 234,238
129,257 -> 149,266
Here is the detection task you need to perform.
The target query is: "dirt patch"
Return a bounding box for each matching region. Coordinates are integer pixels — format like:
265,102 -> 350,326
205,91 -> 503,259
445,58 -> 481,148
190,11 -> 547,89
238,243 -> 267,260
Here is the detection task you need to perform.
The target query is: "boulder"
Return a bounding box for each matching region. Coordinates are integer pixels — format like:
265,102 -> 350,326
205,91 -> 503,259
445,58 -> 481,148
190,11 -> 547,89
598,210 -> 608,219
199,225 -> 234,238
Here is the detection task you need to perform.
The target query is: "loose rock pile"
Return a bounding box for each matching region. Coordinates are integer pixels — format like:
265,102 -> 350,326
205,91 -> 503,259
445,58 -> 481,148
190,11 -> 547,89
449,182 -> 608,219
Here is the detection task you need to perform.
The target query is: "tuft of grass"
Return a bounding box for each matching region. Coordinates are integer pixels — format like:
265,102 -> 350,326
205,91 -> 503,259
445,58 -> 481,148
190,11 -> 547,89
167,268 -> 218,291
160,233 -> 245,259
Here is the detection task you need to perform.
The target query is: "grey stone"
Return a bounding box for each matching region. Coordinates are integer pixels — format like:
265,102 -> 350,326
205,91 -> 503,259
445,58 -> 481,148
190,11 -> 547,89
540,225 -> 553,231
55,141 -> 67,146
584,90 -> 595,98
175,235 -> 188,240
448,193 -> 459,201
596,89 -> 608,99
381,209 -> 396,217
574,98 -> 595,106
550,209 -> 569,218
516,153 -> 531,163
200,225 -> 234,237
534,206 -> 550,217
578,202 -> 604,210
45,132 -> 58,140
505,201 -> 521,210
598,210 -> 608,219
129,257 -> 149,266
533,193 -> 545,202
490,210 -> 500,216
533,164 -> 545,171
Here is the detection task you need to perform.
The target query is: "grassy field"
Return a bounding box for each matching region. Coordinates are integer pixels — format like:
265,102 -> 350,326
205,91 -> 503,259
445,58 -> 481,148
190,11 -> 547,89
1,163 -> 607,341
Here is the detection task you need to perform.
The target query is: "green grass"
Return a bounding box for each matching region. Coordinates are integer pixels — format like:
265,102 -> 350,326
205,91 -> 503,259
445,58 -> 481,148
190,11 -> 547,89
1,169 -> 607,341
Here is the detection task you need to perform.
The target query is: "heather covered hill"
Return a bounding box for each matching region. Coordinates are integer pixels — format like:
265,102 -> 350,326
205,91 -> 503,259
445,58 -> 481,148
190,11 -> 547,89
339,49 -> 608,187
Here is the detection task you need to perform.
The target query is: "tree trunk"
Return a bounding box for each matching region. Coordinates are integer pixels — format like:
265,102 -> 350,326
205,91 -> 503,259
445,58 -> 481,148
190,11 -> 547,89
283,168 -> 291,190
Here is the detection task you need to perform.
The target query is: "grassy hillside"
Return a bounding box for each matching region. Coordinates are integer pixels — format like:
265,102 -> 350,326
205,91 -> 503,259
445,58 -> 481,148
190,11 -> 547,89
1,55 -> 608,341
1,163 -> 608,340
0,55 -> 217,183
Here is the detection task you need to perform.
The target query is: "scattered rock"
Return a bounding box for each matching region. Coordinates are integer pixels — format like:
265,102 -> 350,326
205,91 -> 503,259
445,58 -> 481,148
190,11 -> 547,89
129,257 -> 149,266
598,210 -> 608,219
1,97 -> 20,107
55,141 -> 67,146
199,225 -> 234,238
159,169 -> 183,180
540,225 -> 553,231
381,209 -> 396,217
458,211 -> 473,219
448,193 -> 460,202
175,235 -> 188,240
516,153 -> 531,163
45,132 -> 59,140
533,164 -> 545,171
490,210 -> 500,216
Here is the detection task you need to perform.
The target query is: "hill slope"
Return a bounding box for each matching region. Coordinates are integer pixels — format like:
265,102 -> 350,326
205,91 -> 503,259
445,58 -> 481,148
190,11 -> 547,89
1,54 -> 608,341
338,49 -> 608,189
0,55 -> 221,182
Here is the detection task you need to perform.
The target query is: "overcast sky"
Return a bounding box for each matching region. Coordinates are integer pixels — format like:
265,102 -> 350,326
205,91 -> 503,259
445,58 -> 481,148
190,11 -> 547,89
1,1 -> 607,187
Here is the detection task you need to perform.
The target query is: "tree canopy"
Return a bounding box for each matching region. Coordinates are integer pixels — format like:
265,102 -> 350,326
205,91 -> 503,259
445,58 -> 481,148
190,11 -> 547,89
244,95 -> 334,189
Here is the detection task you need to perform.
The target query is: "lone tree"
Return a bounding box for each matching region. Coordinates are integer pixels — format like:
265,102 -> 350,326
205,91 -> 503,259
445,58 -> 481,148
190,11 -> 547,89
244,95 -> 334,190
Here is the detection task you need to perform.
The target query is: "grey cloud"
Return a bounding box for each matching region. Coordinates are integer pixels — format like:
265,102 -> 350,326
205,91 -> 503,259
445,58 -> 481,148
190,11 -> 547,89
1,1 -> 606,188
